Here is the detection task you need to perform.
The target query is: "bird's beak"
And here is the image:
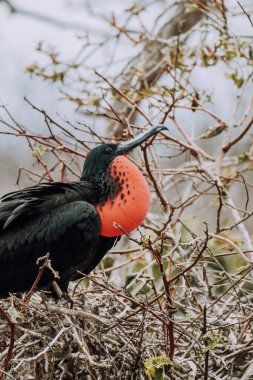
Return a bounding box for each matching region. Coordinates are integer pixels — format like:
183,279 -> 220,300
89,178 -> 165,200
115,125 -> 168,155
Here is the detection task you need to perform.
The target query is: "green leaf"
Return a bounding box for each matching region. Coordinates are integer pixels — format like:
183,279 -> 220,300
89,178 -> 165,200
238,153 -> 250,164
32,146 -> 46,157
144,356 -> 173,379
140,235 -> 149,248
8,306 -> 26,323
225,70 -> 244,88
203,332 -> 221,352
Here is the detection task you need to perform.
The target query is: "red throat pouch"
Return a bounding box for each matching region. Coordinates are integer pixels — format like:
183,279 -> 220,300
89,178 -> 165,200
96,156 -> 150,237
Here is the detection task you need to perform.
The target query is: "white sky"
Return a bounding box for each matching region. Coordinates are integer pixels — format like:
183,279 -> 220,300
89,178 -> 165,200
0,0 -> 252,193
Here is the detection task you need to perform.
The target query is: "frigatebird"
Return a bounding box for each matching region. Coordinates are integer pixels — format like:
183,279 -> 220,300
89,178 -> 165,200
0,126 -> 166,297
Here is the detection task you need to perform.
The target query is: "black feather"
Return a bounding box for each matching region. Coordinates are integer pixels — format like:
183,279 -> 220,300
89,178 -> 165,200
0,181 -> 97,231
0,173 -> 119,296
0,131 -> 161,297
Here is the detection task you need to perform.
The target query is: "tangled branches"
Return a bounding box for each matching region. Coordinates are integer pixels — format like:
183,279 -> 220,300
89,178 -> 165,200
0,253 -> 252,380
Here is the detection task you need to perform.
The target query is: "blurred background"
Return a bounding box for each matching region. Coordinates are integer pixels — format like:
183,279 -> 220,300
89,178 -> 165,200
0,0 -> 252,193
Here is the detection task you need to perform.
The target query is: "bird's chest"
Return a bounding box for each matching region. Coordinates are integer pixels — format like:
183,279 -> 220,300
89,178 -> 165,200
96,156 -> 150,237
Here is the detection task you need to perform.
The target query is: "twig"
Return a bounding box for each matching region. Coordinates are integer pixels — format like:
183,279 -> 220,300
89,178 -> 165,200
167,228 -> 209,285
0,307 -> 15,380
222,116 -> 253,153
203,305 -> 209,380
23,253 -> 51,305
30,302 -> 109,324
17,327 -> 69,362
95,71 -> 152,126
237,1 -> 253,28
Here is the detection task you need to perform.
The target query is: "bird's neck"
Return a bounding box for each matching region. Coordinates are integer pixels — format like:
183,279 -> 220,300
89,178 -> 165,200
88,171 -> 122,204
96,156 -> 150,237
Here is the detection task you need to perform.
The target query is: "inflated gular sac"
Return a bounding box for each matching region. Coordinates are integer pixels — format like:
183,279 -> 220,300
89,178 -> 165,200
97,156 -> 150,237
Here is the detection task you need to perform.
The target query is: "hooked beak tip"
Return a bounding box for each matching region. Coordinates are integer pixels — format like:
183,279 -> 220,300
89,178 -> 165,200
116,125 -> 168,155
156,124 -> 168,132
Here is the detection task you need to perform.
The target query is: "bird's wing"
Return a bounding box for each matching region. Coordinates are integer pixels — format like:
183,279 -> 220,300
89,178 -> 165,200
82,235 -> 120,275
0,181 -> 96,231
0,200 -> 102,296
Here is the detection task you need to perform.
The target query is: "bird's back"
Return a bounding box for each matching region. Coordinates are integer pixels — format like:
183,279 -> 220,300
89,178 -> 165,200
0,182 -> 116,296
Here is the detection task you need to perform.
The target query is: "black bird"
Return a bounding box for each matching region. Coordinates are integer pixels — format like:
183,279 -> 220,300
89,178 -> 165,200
0,126 -> 166,297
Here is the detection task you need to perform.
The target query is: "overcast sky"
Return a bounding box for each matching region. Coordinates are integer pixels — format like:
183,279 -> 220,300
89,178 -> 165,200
0,0 -> 252,194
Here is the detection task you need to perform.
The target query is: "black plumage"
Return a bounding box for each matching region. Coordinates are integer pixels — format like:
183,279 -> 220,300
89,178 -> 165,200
0,126 -> 167,297
0,182 -> 116,296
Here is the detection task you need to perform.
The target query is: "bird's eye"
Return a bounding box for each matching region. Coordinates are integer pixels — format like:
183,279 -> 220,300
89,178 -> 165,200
106,147 -> 113,154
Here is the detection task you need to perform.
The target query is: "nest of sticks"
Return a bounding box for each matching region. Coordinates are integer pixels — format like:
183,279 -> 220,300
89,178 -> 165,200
0,269 -> 253,380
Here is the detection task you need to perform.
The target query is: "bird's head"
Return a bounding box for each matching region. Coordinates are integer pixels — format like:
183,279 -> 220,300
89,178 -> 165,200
81,125 -> 167,185
81,125 -> 167,236
81,125 -> 167,196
